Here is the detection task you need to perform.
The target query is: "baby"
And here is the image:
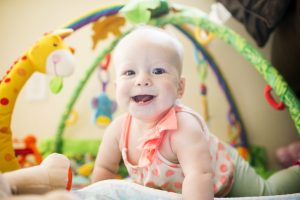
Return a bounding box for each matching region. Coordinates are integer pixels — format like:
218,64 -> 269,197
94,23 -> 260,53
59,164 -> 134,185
91,25 -> 300,200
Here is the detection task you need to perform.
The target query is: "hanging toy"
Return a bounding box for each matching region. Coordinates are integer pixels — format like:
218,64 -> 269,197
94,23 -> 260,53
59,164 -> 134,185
92,93 -> 116,126
226,110 -> 249,160
193,48 -> 209,121
91,54 -> 117,127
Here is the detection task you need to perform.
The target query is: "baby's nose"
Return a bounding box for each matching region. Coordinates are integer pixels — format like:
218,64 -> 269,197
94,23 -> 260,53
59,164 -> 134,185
137,81 -> 150,86
136,74 -> 152,87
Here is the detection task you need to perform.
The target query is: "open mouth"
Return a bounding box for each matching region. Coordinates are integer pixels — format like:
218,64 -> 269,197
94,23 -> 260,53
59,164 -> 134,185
132,95 -> 155,104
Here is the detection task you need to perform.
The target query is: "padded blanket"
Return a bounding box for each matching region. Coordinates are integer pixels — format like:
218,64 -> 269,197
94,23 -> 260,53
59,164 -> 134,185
74,180 -> 300,200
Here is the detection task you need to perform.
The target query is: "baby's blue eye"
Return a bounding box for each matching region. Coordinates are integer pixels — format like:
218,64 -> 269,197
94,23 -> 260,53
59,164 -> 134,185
152,68 -> 166,75
124,70 -> 135,76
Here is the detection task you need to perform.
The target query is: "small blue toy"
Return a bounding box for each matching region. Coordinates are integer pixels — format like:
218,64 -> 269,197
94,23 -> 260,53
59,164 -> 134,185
91,54 -> 117,127
92,93 -> 116,126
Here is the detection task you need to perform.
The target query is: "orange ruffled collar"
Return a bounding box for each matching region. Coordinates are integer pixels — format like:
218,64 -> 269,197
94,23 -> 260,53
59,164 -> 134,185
137,106 -> 181,167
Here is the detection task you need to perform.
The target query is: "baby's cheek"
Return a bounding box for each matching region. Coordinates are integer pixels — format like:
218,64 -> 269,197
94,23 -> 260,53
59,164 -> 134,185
115,90 -> 127,105
163,79 -> 176,88
165,82 -> 179,95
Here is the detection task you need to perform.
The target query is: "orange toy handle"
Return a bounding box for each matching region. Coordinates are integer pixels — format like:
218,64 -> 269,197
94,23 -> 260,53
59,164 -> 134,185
100,54 -> 111,70
66,166 -> 73,191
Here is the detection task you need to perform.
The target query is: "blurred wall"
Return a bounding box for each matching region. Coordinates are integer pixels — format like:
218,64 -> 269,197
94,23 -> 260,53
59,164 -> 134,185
0,0 -> 298,169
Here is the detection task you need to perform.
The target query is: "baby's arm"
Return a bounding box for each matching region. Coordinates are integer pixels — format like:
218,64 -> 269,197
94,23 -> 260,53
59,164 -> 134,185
172,113 -> 214,200
91,115 -> 125,183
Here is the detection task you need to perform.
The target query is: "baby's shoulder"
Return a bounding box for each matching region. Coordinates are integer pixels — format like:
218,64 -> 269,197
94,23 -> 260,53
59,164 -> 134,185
104,113 -> 128,138
170,111 -> 209,154
110,113 -> 127,126
171,110 -> 210,143
175,111 -> 203,130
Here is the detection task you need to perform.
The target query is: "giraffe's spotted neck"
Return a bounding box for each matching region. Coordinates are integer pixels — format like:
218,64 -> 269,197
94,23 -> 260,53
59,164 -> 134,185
0,54 -> 36,172
0,54 -> 35,119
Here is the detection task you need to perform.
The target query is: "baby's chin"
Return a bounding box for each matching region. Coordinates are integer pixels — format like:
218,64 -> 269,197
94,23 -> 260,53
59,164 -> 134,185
127,105 -> 157,119
129,110 -> 160,122
128,105 -> 172,122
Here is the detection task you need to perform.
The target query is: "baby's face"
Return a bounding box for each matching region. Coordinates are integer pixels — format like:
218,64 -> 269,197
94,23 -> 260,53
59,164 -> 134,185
113,28 -> 184,121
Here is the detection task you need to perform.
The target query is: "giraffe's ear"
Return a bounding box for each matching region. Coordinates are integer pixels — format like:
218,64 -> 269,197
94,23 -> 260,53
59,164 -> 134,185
51,29 -> 74,39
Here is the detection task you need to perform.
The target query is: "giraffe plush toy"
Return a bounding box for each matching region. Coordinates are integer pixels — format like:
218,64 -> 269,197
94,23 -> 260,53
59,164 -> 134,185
0,29 -> 75,172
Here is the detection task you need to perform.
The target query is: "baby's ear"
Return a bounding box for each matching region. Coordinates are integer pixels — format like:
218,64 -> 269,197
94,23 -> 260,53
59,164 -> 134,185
177,77 -> 185,98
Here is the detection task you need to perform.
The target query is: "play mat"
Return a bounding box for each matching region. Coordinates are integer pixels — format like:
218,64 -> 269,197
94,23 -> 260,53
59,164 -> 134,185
0,0 -> 299,199
74,179 -> 300,200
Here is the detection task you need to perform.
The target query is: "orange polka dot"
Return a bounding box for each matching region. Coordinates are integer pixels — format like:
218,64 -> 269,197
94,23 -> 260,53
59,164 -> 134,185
22,55 -> 27,60
220,176 -> 227,184
174,182 -> 182,189
17,68 -> 27,77
146,181 -> 155,187
220,164 -> 228,173
161,182 -> 169,189
218,143 -> 225,150
165,170 -> 174,177
168,189 -> 175,193
0,98 -> 9,105
213,184 -> 218,193
5,153 -> 13,161
169,163 -> 179,168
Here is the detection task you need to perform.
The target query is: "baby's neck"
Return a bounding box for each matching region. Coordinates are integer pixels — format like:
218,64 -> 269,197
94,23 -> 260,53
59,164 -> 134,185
131,107 -> 172,130
132,118 -> 159,131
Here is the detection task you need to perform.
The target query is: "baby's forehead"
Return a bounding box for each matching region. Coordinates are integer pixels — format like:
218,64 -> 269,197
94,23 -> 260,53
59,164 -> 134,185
114,26 -> 183,58
113,26 -> 183,75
